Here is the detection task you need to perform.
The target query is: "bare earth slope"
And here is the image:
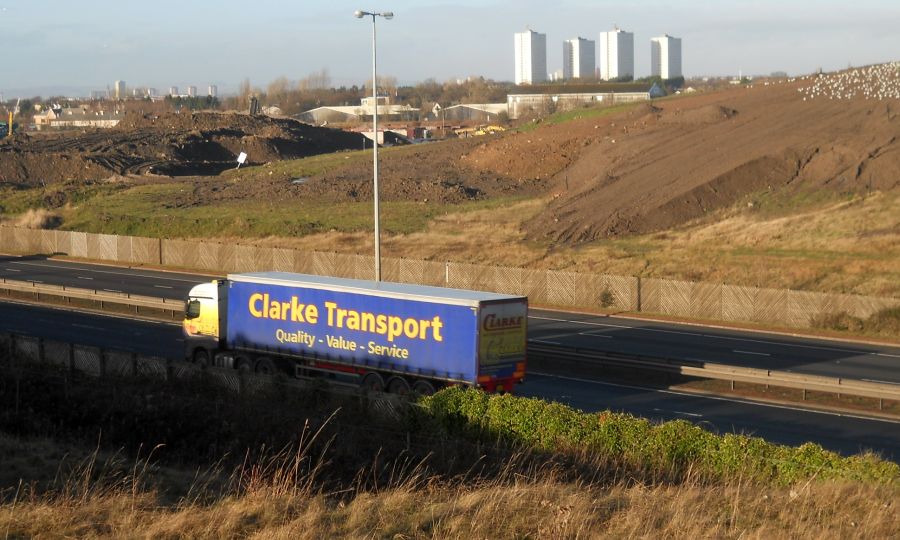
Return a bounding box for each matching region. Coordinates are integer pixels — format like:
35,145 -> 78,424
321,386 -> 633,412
458,77 -> 900,243
0,112 -> 367,185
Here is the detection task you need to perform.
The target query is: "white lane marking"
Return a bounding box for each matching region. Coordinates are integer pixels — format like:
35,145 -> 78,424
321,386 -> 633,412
77,276 -> 94,280
528,371 -> 900,424
154,285 -> 174,289
531,339 -> 561,345
4,268 -> 21,272
862,378 -> 900,385
733,350 -> 771,357
9,260 -> 203,284
654,407 -> 702,418
71,323 -> 105,331
28,280 -> 43,284
536,332 -> 583,341
529,315 -> 898,357
102,289 -> 122,293
579,332 -> 613,339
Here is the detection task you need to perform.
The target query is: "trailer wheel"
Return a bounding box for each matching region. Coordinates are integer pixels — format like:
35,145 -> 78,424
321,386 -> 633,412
235,357 -> 252,373
361,372 -> 385,393
387,376 -> 411,395
255,357 -> 276,375
412,380 -> 436,396
193,348 -> 210,367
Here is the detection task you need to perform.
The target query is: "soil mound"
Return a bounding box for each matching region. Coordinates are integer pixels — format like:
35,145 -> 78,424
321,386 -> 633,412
0,112 -> 366,185
453,69 -> 900,243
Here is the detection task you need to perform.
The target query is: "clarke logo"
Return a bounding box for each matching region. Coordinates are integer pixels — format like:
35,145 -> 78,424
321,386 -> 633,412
482,314 -> 524,332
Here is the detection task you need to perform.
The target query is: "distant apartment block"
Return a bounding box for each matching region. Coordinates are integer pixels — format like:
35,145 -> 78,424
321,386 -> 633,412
208,85 -> 218,98
187,86 -> 197,97
651,34 -> 682,79
169,86 -> 179,97
113,80 -> 126,99
599,27 -> 634,80
514,29 -> 547,85
563,37 -> 596,80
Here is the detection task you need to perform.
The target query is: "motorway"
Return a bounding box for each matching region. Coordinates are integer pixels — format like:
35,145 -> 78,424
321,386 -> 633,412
1,301 -> 898,460
3,254 -> 899,383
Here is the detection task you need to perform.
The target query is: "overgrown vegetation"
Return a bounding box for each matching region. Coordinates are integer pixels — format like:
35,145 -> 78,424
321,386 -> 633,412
0,357 -> 898,537
811,306 -> 900,338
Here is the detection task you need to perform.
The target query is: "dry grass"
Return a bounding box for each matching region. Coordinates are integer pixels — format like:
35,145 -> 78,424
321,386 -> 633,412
224,190 -> 899,297
1,437 -> 897,539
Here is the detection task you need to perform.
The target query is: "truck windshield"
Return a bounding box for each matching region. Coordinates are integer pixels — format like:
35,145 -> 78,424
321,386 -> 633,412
185,299 -> 202,319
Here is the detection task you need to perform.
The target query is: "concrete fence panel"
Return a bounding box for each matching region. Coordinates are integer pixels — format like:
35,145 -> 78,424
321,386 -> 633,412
85,232 -> 102,260
755,287 -> 789,325
311,251 -> 337,277
660,279 -> 691,317
2,226 -> 899,330
691,282 -> 722,320
522,269 -> 548,304
98,233 -> 118,261
392,258 -> 443,287
69,231 -> 87,258
272,248 -> 297,272
722,285 -> 755,322
161,239 -> 196,268
788,290 -> 823,327
640,278 -> 663,313
546,270 -> 577,306
132,236 -> 161,265
197,240 -> 221,271
40,229 -> 59,254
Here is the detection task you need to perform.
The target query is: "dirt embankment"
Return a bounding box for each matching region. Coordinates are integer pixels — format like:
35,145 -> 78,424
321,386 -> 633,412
0,112 -> 367,186
3,65 -> 899,244
457,76 -> 900,243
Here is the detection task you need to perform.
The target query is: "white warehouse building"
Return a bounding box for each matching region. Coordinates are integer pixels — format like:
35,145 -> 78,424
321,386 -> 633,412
651,34 -> 682,79
514,29 -> 547,85
563,37 -> 596,80
599,27 -> 634,80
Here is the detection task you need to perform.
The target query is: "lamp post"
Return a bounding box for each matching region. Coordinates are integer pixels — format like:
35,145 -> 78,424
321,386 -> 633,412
354,9 -> 393,282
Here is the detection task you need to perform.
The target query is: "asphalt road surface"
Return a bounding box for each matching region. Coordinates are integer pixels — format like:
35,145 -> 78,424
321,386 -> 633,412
3,254 -> 898,383
1,301 -> 897,460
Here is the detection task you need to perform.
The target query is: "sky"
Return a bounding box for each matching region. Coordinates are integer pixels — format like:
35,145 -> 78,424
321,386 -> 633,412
1,0 -> 898,97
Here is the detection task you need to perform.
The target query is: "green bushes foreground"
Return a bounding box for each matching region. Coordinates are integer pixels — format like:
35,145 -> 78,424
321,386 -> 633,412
417,387 -> 900,485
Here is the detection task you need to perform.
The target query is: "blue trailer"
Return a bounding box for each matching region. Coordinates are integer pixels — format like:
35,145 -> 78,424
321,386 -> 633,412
183,272 -> 527,394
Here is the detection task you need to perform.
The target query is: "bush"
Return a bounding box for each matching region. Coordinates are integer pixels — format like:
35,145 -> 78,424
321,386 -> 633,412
419,387 -> 900,485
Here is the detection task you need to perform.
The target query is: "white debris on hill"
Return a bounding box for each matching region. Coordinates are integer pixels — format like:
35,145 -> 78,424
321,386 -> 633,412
796,62 -> 900,101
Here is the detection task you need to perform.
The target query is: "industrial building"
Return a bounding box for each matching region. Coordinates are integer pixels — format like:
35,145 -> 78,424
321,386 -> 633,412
514,29 -> 547,85
506,83 -> 654,120
651,34 -> 682,79
563,37 -> 596,80
599,27 -> 634,80
296,95 -> 419,125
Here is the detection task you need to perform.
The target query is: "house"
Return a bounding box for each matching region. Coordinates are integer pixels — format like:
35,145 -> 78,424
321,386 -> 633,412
34,106 -> 123,130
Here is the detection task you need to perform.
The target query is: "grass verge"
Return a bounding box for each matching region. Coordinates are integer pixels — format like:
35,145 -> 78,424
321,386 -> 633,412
1,357 -> 898,537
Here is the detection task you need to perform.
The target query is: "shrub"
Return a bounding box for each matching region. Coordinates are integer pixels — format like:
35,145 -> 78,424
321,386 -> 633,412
419,387 -> 900,485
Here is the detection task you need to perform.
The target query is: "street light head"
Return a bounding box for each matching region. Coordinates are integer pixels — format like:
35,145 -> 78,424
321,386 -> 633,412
354,10 -> 365,18
382,12 -> 394,20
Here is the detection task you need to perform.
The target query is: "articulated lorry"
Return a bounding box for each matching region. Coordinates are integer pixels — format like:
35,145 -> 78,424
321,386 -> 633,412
183,272 -> 527,394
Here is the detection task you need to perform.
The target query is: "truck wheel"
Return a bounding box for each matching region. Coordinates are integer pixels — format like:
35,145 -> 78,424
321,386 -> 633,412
361,372 -> 385,393
235,357 -> 252,373
412,380 -> 436,396
193,349 -> 210,367
387,376 -> 411,395
255,357 -> 276,375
